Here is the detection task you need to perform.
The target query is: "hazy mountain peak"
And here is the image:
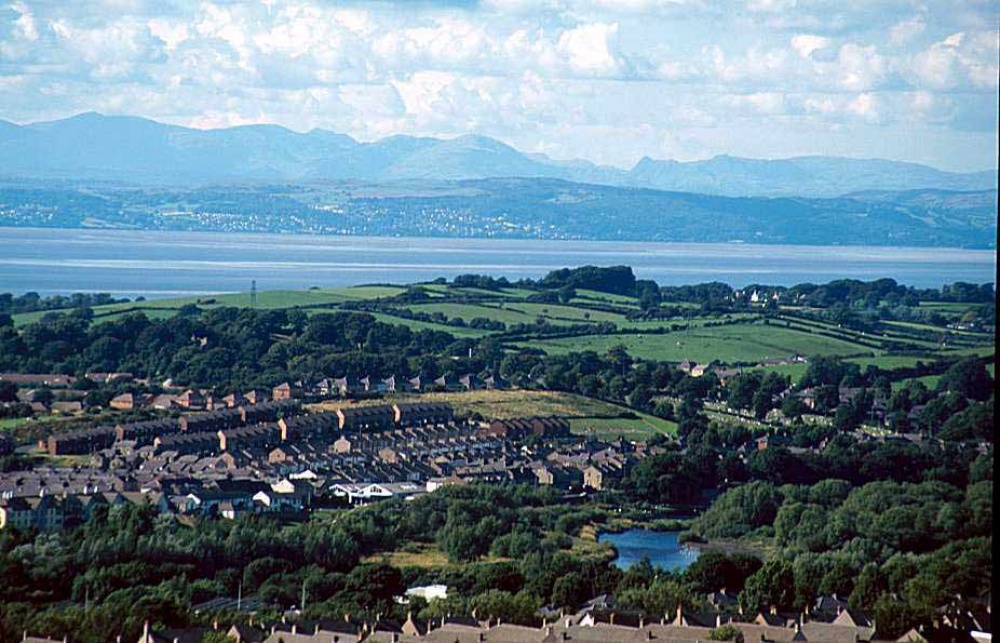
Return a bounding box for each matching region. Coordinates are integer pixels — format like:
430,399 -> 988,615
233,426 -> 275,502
0,114 -> 994,195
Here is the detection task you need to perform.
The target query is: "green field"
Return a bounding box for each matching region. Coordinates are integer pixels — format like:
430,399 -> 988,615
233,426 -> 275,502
11,286 -> 406,326
745,362 -> 810,384
366,312 -> 492,338
569,415 -> 677,441
0,417 -> 32,431
10,284 -> 992,385
845,354 -> 935,370
520,323 -> 873,364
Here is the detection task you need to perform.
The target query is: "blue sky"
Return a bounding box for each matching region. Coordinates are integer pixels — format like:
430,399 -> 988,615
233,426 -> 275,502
1,0 -> 997,171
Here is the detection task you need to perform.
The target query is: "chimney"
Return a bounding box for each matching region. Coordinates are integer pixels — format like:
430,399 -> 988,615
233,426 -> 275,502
640,616 -> 645,628
291,625 -> 297,635
345,613 -> 352,622
717,615 -> 723,628
647,632 -> 654,641
610,612 -> 616,625
212,620 -> 219,631
770,605 -> 777,615
315,624 -> 320,635
676,604 -> 683,624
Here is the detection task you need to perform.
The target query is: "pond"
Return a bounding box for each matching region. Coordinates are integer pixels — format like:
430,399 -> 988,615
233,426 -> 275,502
598,529 -> 700,572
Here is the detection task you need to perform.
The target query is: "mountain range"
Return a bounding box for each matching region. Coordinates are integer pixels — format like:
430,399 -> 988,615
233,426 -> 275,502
0,113 -> 994,197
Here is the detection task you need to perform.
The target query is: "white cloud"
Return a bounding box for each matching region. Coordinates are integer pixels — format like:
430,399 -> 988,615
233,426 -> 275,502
790,34 -> 830,59
0,0 -> 996,171
11,1 -> 38,41
889,15 -> 925,46
556,22 -> 622,75
836,43 -> 885,91
846,92 -> 880,122
746,0 -> 797,13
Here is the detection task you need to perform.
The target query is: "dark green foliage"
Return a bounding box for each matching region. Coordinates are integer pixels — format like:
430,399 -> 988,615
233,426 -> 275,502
939,400 -> 994,442
684,551 -> 762,594
740,559 -> 796,611
936,358 -> 993,402
537,265 -> 637,296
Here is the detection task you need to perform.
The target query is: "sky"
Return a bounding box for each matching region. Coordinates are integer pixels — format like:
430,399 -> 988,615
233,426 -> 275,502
0,0 -> 997,172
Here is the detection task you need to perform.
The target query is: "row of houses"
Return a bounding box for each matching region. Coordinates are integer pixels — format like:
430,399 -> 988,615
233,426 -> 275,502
314,373 -> 509,397
0,475 -> 319,530
44,400 -> 303,455
74,591 -> 962,643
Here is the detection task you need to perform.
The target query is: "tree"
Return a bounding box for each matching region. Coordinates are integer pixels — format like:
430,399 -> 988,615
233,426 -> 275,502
551,571 -> 586,609
849,563 -> 885,611
685,551 -> 762,593
740,559 -> 796,612
781,395 -> 808,420
937,358 -> 993,401
0,381 -> 17,403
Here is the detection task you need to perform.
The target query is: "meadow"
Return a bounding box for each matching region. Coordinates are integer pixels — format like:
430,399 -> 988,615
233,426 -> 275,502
9,280 -> 993,390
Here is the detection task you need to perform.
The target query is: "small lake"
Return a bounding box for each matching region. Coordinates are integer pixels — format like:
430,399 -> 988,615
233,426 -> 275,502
599,529 -> 699,572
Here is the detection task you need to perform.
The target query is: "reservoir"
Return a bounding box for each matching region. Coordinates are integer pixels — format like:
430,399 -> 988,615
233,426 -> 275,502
0,227 -> 995,298
599,529 -> 699,572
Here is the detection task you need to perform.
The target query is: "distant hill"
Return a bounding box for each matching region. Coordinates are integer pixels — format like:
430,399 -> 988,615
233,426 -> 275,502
0,113 -> 994,197
0,177 -> 994,248
627,155 -> 997,197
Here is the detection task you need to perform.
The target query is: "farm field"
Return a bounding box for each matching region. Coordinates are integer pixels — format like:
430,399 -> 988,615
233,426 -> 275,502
8,283 -> 992,380
844,354 -> 934,370
11,286 -> 405,326
519,323 -> 873,364
365,312 -> 491,338
745,362 -> 810,384
569,415 -> 678,441
315,389 -> 659,422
